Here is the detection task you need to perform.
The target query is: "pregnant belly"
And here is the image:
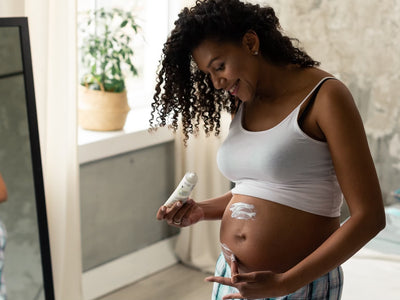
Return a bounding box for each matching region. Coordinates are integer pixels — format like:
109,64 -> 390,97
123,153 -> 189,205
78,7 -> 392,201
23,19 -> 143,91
219,194 -> 340,274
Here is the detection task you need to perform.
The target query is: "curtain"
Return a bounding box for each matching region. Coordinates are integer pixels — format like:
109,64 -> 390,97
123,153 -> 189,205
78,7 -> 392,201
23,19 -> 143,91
174,112 -> 231,273
0,1 -> 83,299
26,2 -> 83,299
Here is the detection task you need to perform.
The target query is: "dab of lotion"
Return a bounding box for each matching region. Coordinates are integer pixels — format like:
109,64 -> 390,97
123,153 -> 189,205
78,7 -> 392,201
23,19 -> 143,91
230,202 -> 256,220
221,243 -> 236,262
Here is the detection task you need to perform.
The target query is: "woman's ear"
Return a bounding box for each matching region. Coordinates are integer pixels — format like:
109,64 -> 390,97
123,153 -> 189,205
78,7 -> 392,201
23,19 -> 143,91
242,30 -> 260,55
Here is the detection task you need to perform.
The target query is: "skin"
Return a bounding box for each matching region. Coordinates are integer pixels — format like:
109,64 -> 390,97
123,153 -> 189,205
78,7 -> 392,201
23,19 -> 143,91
0,174 -> 7,203
156,31 -> 385,299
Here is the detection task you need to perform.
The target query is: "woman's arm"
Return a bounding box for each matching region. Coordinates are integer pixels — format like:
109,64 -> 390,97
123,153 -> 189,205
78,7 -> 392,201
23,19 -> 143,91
156,191 -> 232,227
198,191 -> 233,220
207,80 -> 386,299
281,79 -> 386,293
0,174 -> 7,203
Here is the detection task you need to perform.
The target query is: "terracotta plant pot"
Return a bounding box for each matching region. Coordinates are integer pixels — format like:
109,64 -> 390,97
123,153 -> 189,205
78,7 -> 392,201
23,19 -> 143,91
78,85 -> 130,131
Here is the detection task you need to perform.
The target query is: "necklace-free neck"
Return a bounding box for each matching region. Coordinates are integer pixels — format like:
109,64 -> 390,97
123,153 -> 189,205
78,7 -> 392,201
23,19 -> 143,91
254,64 -> 309,104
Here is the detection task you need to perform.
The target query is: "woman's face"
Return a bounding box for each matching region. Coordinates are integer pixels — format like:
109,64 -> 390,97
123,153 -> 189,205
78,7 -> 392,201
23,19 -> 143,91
192,37 -> 259,102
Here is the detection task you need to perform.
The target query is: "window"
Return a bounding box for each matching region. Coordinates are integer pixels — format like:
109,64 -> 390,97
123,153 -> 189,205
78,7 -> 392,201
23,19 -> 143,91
77,0 -> 172,110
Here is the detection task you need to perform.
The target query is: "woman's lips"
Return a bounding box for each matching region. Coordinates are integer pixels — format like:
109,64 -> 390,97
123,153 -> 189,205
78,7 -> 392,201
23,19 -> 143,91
228,80 -> 239,95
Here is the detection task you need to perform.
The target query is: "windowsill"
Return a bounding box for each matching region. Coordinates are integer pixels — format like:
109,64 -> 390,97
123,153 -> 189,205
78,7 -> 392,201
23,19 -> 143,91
78,107 -> 175,164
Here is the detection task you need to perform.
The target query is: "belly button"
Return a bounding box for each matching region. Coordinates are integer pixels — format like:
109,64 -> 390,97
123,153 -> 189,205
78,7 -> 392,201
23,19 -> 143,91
235,233 -> 246,241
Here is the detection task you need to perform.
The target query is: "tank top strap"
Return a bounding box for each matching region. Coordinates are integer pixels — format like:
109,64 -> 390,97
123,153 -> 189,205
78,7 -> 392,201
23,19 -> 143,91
298,77 -> 336,125
298,77 -> 336,107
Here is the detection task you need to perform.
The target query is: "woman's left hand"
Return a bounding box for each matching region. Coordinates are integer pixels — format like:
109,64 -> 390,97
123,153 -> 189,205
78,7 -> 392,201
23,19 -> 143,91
205,259 -> 287,299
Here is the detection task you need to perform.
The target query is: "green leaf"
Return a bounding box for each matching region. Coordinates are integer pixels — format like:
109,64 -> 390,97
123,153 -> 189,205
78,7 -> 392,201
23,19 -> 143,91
120,20 -> 128,28
78,7 -> 141,86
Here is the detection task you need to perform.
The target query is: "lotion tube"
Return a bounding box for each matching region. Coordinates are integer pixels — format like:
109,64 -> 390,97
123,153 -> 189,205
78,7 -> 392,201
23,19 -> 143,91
163,172 -> 198,207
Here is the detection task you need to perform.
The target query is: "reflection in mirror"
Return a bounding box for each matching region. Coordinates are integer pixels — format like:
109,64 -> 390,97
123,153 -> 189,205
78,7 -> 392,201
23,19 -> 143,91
0,18 -> 54,299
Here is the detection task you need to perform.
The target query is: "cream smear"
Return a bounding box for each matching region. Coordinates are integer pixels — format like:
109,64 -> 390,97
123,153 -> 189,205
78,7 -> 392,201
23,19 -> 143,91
221,243 -> 236,262
229,202 -> 256,220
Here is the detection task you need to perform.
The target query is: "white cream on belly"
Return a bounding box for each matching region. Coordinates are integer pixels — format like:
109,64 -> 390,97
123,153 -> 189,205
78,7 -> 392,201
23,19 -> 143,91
229,202 -> 256,220
221,243 -> 236,262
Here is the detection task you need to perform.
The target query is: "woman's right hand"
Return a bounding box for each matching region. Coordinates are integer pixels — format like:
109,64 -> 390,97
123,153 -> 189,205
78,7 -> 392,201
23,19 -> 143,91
156,198 -> 204,227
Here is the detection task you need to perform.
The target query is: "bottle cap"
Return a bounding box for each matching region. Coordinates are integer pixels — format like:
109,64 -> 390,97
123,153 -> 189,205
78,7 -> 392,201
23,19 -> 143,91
185,172 -> 198,184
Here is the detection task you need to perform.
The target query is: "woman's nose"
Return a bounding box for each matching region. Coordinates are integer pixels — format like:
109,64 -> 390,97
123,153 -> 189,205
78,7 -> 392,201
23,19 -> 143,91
211,75 -> 226,90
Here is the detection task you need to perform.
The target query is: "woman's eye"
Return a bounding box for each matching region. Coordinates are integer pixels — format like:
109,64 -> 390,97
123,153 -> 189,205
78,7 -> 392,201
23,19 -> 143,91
216,63 -> 225,71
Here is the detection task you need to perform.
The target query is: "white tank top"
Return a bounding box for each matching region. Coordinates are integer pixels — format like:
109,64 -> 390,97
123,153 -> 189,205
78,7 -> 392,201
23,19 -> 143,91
217,77 -> 343,217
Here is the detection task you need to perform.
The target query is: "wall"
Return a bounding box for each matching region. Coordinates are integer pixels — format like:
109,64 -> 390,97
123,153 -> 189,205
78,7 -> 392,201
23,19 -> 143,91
80,141 -> 178,271
259,0 -> 400,204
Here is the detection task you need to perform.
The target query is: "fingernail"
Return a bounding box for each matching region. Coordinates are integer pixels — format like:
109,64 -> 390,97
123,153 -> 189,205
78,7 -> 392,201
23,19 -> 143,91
176,201 -> 182,207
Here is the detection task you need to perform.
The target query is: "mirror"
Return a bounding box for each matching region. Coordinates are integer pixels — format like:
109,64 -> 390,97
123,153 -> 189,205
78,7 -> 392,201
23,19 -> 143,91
0,17 -> 55,299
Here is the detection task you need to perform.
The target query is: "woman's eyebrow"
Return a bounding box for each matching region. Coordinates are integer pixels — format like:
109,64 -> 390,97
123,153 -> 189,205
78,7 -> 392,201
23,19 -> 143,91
207,56 -> 221,68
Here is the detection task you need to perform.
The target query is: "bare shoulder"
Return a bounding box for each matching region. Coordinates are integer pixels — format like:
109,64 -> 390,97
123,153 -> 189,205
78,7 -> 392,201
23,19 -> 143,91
297,71 -> 361,142
315,78 -> 361,131
315,78 -> 383,216
315,77 -> 372,170
301,68 -> 355,113
319,78 -> 354,105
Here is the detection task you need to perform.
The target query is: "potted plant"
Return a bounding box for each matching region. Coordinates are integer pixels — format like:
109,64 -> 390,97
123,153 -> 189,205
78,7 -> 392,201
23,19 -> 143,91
78,7 -> 140,131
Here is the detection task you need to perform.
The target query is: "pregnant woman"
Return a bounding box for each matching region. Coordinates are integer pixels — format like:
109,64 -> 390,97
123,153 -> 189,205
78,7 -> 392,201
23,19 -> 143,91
152,1 -> 385,299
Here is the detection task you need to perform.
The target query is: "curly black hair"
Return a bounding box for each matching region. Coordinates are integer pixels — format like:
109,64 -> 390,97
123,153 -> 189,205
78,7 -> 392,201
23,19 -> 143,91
149,0 -> 319,143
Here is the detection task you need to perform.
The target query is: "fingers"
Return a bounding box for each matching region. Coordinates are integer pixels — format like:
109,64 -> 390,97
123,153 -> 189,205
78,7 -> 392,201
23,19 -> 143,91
230,257 -> 238,278
232,272 -> 257,283
165,201 -> 185,226
228,259 -> 255,284
222,293 -> 243,300
156,201 -> 180,221
172,200 -> 194,224
206,272 -> 245,300
156,205 -> 167,220
205,276 -> 235,287
156,199 -> 195,227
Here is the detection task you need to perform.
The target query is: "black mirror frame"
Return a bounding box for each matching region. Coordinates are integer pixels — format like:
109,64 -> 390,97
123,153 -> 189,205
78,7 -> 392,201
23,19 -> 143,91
0,17 -> 55,300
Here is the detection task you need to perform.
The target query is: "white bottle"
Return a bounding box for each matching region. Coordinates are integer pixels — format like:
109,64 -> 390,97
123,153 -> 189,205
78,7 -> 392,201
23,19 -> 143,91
163,172 -> 198,207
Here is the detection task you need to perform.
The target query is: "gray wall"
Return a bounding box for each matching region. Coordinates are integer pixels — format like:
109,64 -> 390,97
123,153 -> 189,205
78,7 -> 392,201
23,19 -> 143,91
80,141 -> 178,271
262,0 -> 400,204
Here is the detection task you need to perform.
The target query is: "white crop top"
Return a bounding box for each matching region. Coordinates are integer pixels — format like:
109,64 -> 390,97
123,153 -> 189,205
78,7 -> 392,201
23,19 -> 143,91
217,77 -> 343,217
